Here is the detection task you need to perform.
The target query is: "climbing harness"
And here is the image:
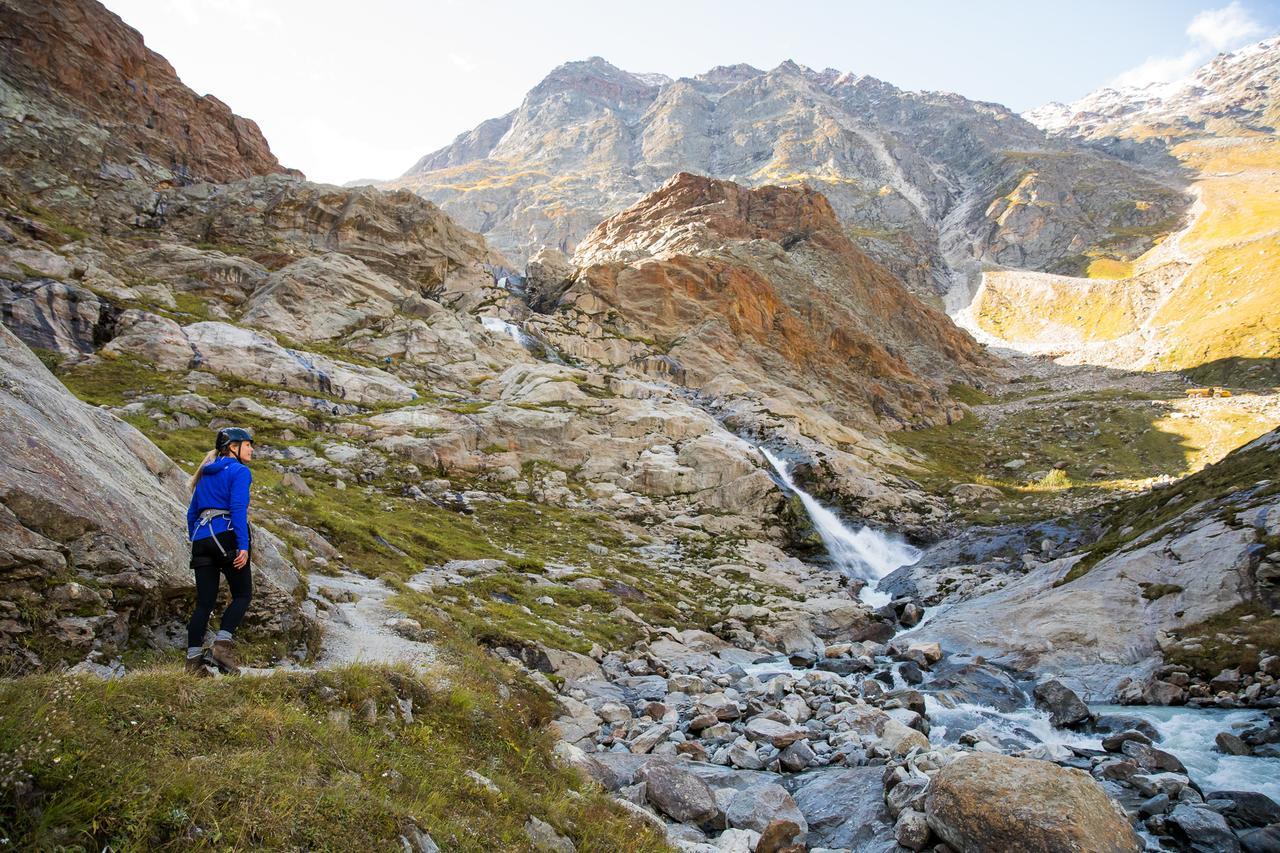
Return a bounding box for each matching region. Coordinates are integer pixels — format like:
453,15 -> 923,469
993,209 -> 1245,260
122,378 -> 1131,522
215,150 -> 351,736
192,508 -> 232,555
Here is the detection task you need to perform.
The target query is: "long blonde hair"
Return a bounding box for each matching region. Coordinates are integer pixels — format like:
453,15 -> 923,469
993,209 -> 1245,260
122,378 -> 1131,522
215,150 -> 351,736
189,449 -> 219,492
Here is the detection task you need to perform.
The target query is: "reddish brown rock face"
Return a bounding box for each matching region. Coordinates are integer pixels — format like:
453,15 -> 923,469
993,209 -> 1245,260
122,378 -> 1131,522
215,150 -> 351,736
0,0 -> 292,184
561,173 -> 991,430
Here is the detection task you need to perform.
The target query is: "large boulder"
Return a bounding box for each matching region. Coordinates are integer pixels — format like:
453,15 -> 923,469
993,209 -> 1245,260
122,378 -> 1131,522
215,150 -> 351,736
1166,803 -> 1240,853
924,753 -> 1141,853
1034,678 -> 1092,728
0,325 -> 309,670
636,762 -> 723,827
791,766 -> 893,850
725,782 -> 807,836
240,253 -> 409,341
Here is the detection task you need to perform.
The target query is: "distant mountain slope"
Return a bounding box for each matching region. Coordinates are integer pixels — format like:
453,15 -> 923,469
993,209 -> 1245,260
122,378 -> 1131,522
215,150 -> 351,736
381,57 -> 1188,301
969,36 -> 1280,373
1026,36 -> 1280,143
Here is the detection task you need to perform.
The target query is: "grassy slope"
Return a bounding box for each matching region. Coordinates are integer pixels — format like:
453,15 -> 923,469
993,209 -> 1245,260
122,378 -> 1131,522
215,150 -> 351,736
971,138 -> 1280,371
0,356 -> 676,850
0,657 -> 666,851
892,380 -> 1279,524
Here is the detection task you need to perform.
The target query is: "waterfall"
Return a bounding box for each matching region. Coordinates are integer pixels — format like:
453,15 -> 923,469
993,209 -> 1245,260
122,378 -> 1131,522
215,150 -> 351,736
481,315 -> 567,365
761,447 -> 920,606
481,315 -> 532,347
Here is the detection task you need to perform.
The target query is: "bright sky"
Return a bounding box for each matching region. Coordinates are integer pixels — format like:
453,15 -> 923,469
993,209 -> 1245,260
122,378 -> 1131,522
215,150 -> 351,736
102,0 -> 1280,185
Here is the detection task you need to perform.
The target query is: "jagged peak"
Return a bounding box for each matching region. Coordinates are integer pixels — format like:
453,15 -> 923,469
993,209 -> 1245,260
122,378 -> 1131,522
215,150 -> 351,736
1025,33 -> 1280,135
694,63 -> 765,85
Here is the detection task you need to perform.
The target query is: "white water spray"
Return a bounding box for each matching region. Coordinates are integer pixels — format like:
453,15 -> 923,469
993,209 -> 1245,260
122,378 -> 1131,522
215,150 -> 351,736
761,447 -> 920,606
481,315 -> 533,347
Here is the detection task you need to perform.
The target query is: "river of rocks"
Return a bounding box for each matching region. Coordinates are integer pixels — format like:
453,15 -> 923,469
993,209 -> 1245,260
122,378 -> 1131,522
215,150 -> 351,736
525,465 -> 1280,853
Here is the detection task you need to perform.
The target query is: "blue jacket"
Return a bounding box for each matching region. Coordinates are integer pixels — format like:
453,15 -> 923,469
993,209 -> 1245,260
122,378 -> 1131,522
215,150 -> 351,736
187,456 -> 252,549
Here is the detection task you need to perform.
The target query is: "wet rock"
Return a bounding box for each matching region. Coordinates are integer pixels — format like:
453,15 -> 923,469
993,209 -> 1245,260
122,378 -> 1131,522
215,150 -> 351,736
1204,790 -> 1280,829
898,661 -> 924,685
1215,732 -> 1252,756
815,658 -> 870,676
924,753 -> 1141,853
1034,678 -> 1092,728
1139,793 -> 1171,818
0,278 -> 113,355
1120,739 -> 1186,774
791,766 -> 893,850
1239,825 -> 1280,853
925,659 -> 1029,712
1166,803 -> 1240,853
1093,714 -> 1162,742
1102,730 -> 1153,752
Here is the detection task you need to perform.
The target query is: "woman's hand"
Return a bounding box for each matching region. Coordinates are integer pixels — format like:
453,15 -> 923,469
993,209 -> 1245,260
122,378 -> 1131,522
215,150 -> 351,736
233,549 -> 249,569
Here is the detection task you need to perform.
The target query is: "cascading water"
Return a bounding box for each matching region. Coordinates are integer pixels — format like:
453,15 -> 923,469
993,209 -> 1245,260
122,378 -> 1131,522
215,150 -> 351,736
481,315 -> 533,347
481,316 -> 567,364
753,440 -> 1280,810
760,447 -> 920,606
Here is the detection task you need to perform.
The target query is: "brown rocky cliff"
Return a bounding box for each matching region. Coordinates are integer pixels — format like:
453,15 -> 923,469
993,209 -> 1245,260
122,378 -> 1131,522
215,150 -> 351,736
0,0 -> 294,184
558,173 -> 993,430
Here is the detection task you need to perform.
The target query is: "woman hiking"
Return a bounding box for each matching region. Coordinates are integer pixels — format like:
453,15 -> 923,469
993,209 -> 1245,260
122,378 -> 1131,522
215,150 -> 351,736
184,427 -> 255,676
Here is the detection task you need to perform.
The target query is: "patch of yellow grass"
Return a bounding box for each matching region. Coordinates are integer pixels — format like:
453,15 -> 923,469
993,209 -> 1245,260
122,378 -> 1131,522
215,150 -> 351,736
973,271 -> 1143,343
1086,257 -> 1135,279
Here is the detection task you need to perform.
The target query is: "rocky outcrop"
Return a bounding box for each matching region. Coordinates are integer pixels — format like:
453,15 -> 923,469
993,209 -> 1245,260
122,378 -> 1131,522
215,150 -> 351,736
0,0 -> 289,185
157,176 -> 504,297
537,173 -> 992,433
0,325 -> 310,671
914,427 -> 1280,699
923,753 -> 1142,852
105,315 -> 418,404
0,277 -> 115,354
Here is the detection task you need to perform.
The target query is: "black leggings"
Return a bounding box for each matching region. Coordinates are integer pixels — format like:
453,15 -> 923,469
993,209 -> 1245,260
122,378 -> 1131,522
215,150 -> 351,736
187,531 -> 253,648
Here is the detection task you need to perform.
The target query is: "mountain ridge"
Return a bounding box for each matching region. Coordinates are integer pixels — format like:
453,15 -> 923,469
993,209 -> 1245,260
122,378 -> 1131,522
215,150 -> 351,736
382,55 -> 1188,301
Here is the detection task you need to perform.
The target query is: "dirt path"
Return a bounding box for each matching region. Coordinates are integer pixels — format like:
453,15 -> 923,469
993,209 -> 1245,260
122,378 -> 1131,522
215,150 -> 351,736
238,569 -> 439,678
308,570 -> 439,671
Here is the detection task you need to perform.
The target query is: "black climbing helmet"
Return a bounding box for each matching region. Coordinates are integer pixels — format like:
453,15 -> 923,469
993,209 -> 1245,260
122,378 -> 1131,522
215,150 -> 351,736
215,427 -> 254,454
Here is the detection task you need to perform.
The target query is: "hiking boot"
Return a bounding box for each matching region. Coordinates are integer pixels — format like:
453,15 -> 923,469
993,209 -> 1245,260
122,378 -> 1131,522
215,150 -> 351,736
185,655 -> 211,677
210,639 -> 241,675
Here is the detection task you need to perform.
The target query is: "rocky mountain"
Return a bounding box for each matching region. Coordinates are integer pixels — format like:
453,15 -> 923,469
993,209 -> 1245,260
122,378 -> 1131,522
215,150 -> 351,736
963,37 -> 1280,373
530,172 -> 990,430
0,0 -> 292,186
382,57 -> 1188,301
3,2 -> 1280,851
1026,36 -> 1280,144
